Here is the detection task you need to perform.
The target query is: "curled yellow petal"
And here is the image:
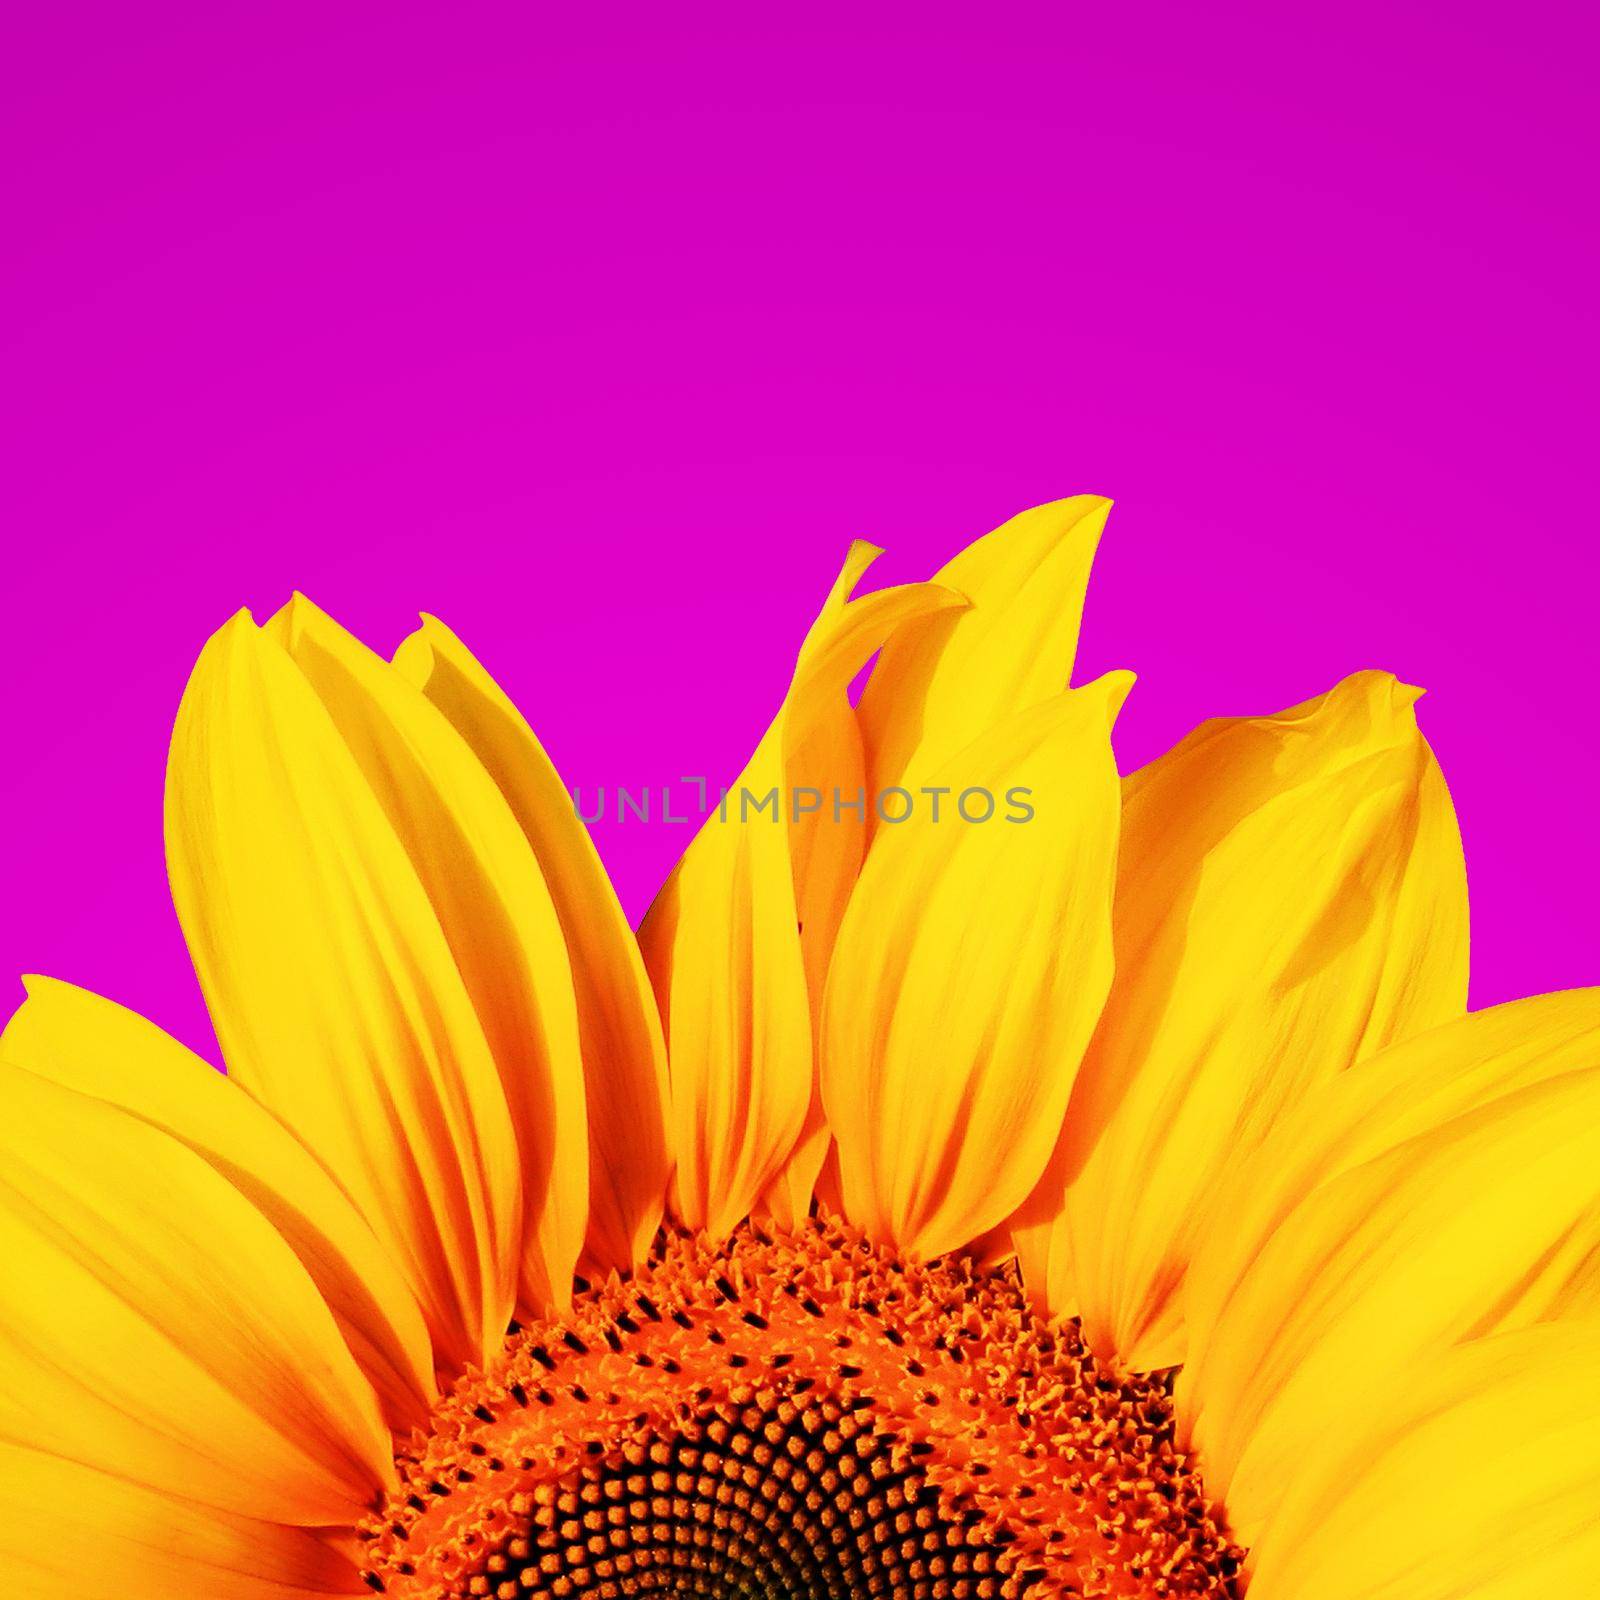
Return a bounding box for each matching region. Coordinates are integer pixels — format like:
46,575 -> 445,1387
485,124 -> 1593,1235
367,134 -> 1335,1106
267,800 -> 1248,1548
821,674 -> 1129,1259
1245,1325 -> 1600,1600
1016,671 -> 1468,1369
764,501 -> 1108,1227
784,541 -> 891,1008
393,616 -> 670,1278
1179,1063 -> 1600,1541
0,1444 -> 364,1600
0,1065 -> 393,1527
1,975 -> 437,1432
755,543 -> 905,1229
639,548 -> 961,1236
857,495 -> 1108,816
166,610 -> 524,1371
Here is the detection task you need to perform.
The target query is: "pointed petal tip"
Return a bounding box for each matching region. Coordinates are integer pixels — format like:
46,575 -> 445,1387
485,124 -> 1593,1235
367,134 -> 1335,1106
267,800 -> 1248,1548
1002,493 -> 1114,546
9,973 -> 59,1029
828,540 -> 886,603
1274,669 -> 1430,747
1064,670 -> 1136,731
1089,668 -> 1137,722
1353,670 -> 1430,737
267,590 -> 334,645
195,610 -> 272,674
1055,492 -> 1114,529
390,624 -> 436,683
1026,491 -> 1113,516
1340,668 -> 1423,707
212,607 -> 259,640
924,582 -> 977,617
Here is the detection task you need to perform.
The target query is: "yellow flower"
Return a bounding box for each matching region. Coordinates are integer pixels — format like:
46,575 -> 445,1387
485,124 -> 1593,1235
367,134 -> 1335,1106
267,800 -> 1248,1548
3,498 -> 1596,1600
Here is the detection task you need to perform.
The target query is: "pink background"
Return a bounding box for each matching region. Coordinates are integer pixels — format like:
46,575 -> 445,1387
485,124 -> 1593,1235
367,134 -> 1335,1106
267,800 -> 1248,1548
3,5 -> 1595,1062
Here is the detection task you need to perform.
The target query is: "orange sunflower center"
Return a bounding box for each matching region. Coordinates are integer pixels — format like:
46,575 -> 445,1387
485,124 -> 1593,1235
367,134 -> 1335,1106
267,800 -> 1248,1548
357,1216 -> 1243,1600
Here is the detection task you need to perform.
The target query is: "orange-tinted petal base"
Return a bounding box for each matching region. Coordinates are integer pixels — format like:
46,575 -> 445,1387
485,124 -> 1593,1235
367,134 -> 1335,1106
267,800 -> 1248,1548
358,1218 -> 1241,1599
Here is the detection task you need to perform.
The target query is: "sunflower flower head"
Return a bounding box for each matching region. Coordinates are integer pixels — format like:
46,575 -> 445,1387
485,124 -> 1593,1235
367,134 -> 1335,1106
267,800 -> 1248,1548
3,497 -> 1597,1600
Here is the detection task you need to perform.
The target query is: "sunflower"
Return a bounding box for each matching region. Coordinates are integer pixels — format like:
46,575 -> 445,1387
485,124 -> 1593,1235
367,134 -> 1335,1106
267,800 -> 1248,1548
3,497 -> 1597,1600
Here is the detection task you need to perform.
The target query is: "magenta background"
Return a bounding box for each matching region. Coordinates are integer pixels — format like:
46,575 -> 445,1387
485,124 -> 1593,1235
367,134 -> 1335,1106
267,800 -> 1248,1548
2,5 -> 1596,1062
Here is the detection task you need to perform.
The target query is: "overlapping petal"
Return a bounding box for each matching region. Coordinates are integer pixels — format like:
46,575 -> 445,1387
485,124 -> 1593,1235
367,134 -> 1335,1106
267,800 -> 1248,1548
264,596 -> 589,1318
0,1445 -> 363,1600
1245,1325 -> 1600,1600
393,616 -> 670,1277
857,495 -> 1108,815
639,546 -> 962,1235
1179,1063 -> 1600,1540
1011,671 -> 1468,1369
0,1065 -> 392,1526
822,675 -> 1128,1258
783,497 -> 1110,1239
8,494 -> 1590,1599
165,604 -> 579,1373
1184,988 -> 1600,1372
754,544 -> 893,1227
1,976 -> 437,1431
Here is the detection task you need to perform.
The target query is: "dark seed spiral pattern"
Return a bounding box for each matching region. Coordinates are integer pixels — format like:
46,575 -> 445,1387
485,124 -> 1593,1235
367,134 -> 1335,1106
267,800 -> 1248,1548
357,1216 -> 1243,1599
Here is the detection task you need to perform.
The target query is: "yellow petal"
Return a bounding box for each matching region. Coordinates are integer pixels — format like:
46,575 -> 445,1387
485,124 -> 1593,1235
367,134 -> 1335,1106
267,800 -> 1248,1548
1008,1203 -> 1078,1322
0,1449 -> 364,1600
1018,671 -> 1468,1369
821,674 -> 1129,1259
757,543 -> 895,1229
639,549 -> 961,1235
165,610 -> 523,1371
856,495 -> 1108,816
1,975 -> 437,1432
1179,1063 -> 1600,1542
0,1065 -> 393,1526
266,595 -> 589,1318
1184,988 -> 1600,1379
0,1445 -> 363,1600
1246,1324 -> 1600,1600
785,542 -> 888,1007
392,616 -> 669,1278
